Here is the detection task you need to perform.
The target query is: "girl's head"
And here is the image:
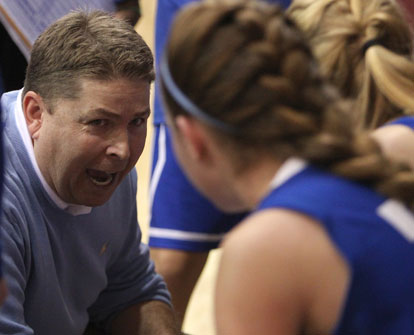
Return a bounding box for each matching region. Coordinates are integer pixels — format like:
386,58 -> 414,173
161,0 -> 414,210
288,0 -> 414,129
161,0 -> 344,167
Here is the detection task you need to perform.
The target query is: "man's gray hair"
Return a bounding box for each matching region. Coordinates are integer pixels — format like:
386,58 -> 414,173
24,10 -> 154,104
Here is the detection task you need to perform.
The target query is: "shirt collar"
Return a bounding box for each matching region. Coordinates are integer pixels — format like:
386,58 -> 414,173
15,89 -> 92,216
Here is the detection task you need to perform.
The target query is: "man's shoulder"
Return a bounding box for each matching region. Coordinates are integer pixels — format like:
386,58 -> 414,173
1,168 -> 37,217
1,90 -> 20,110
1,89 -> 18,118
1,139 -> 39,227
1,177 -> 34,243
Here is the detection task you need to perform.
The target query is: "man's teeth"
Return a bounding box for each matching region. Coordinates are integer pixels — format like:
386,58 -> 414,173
90,174 -> 114,186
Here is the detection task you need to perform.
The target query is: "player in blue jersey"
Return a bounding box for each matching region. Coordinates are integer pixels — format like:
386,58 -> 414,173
158,0 -> 414,333
150,0 -> 291,325
288,0 -> 414,169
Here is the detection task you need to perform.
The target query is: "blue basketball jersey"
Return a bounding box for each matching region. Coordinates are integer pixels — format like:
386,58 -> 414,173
256,158 -> 414,334
386,116 -> 414,129
149,124 -> 245,250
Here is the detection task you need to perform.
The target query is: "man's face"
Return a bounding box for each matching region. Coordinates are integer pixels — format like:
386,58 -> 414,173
30,78 -> 150,206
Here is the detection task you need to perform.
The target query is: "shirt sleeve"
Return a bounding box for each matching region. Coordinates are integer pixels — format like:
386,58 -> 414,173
87,170 -> 171,332
0,205 -> 34,334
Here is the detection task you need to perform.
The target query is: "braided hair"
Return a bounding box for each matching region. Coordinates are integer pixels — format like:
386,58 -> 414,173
161,0 -> 414,208
288,0 -> 414,129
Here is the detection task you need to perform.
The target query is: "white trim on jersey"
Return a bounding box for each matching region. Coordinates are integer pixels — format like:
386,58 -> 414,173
377,199 -> 414,242
149,124 -> 167,211
149,227 -> 225,242
269,157 -> 307,190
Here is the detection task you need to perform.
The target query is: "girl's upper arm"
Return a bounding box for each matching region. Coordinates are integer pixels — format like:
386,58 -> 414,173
215,209 -> 349,335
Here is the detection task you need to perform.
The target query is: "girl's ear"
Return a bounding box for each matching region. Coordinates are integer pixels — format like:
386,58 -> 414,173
175,115 -> 212,163
23,91 -> 46,140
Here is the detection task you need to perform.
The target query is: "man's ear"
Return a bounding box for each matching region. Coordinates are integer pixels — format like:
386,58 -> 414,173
175,115 -> 211,162
23,91 -> 46,140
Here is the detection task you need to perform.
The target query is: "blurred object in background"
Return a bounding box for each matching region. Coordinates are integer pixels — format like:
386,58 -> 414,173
397,0 -> 414,29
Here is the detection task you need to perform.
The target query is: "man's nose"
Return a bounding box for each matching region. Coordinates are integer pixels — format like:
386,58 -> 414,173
106,130 -> 130,161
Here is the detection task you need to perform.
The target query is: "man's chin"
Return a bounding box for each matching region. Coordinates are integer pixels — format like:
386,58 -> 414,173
66,191 -> 115,208
71,178 -> 122,207
79,194 -> 113,207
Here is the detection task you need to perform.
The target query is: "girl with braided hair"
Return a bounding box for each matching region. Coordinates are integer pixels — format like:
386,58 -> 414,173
149,0 -> 291,328
288,0 -> 414,168
159,0 -> 414,333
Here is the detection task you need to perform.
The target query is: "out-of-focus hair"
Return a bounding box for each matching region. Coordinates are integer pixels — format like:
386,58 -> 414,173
161,0 -> 414,207
288,0 -> 414,129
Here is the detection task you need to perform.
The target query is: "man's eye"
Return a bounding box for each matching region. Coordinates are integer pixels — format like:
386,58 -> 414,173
131,118 -> 145,127
89,119 -> 108,126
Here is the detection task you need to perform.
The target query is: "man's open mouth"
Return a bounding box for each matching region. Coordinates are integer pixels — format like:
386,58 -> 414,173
87,169 -> 116,186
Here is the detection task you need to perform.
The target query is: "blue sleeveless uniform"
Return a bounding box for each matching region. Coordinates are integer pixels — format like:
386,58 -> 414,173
256,158 -> 414,334
386,116 -> 414,129
149,0 -> 291,251
149,124 -> 244,250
